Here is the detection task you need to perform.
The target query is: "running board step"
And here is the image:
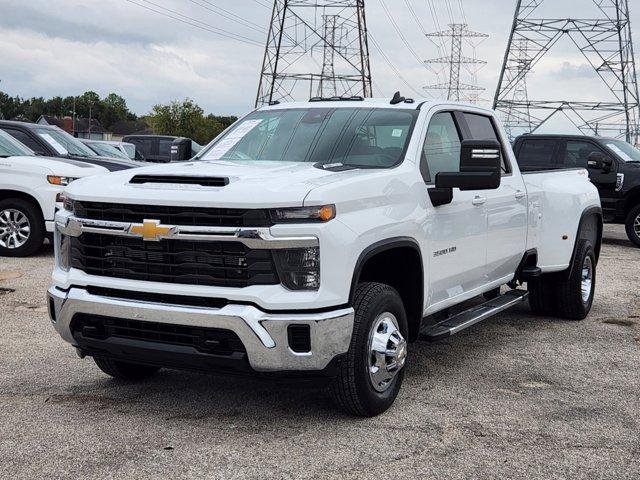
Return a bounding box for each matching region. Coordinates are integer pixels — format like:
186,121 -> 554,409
420,290 -> 529,341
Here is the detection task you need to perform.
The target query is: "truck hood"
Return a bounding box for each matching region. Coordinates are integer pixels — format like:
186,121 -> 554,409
65,160 -> 368,208
3,155 -> 108,177
67,154 -> 145,172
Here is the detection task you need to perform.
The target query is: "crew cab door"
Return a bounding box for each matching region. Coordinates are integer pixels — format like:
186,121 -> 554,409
420,111 -> 489,307
460,113 -> 527,283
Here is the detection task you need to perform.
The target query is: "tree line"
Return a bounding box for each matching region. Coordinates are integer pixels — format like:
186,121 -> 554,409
0,91 -> 237,145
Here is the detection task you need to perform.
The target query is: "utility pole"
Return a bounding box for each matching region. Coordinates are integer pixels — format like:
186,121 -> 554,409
494,0 -> 640,143
424,24 -> 488,103
255,0 -> 372,106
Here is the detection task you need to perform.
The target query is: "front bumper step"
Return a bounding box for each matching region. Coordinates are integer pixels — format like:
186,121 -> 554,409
48,286 -> 354,373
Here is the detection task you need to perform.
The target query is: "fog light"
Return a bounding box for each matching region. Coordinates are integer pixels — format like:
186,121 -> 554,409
273,247 -> 320,290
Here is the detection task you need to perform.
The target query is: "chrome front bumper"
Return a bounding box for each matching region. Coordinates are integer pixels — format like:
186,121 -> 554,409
47,287 -> 354,372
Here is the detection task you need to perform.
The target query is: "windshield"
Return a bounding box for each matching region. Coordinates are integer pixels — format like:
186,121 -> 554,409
35,127 -> 97,157
86,142 -> 129,159
199,107 -> 419,168
604,139 -> 640,162
0,130 -> 35,157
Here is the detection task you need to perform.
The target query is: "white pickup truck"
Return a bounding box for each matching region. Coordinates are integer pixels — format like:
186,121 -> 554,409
48,97 -> 602,416
0,130 -> 107,257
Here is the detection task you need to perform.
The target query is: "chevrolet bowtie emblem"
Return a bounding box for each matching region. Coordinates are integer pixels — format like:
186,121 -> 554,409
129,219 -> 174,241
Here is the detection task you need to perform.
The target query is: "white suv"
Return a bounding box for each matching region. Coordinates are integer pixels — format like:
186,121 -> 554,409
0,130 -> 107,257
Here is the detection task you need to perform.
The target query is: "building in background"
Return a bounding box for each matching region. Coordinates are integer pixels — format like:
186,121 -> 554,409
36,115 -> 112,141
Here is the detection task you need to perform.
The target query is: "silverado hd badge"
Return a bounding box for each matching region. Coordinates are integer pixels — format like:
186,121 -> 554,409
129,219 -> 175,241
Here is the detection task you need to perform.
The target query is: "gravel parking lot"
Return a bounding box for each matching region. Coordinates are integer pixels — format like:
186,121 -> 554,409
0,225 -> 638,480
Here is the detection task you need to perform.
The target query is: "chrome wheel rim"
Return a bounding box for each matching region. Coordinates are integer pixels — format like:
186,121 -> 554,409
0,209 -> 31,249
367,312 -> 407,393
581,255 -> 593,303
634,213 -> 640,238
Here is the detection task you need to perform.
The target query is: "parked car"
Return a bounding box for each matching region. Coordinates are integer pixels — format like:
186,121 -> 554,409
81,139 -> 146,162
49,97 -> 601,416
513,134 -> 640,247
122,134 -> 202,162
0,120 -> 143,172
0,129 -> 107,257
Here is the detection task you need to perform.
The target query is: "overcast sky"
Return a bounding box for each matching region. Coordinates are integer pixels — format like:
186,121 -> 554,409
0,0 -> 638,125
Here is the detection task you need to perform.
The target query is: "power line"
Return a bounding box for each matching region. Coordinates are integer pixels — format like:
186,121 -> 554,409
368,33 -> 423,97
124,0 -> 263,47
186,0 -> 266,33
377,0 -> 430,72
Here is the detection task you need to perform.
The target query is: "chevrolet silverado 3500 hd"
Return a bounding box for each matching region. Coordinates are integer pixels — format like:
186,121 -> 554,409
48,97 -> 602,416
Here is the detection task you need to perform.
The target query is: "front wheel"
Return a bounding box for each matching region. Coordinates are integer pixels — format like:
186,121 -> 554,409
625,205 -> 640,248
0,198 -> 45,257
331,282 -> 408,417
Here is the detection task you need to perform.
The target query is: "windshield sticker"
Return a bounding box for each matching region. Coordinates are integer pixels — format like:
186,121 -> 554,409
203,119 -> 263,160
606,143 -> 633,162
392,129 -> 403,138
38,133 -> 68,155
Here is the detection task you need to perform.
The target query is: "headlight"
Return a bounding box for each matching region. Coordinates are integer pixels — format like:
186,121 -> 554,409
47,176 -> 78,186
616,173 -> 624,192
270,205 -> 335,223
273,247 -> 320,290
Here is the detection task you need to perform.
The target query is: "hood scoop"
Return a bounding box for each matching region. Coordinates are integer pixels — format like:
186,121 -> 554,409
129,175 -> 229,187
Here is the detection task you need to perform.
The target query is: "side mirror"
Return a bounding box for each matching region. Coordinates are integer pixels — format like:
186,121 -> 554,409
435,140 -> 502,191
429,140 -> 501,207
170,138 -> 192,162
587,151 -> 613,173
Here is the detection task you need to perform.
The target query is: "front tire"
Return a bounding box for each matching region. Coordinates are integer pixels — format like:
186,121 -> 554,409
0,198 -> 45,257
625,204 -> 640,248
93,357 -> 160,381
331,282 -> 408,417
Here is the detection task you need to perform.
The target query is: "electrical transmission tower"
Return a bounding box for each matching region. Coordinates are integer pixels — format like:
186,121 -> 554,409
424,24 -> 488,103
503,38 -> 533,140
255,0 -> 372,107
494,0 -> 640,144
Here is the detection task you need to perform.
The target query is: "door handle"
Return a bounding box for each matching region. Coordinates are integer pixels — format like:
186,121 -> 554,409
515,190 -> 526,200
472,195 -> 486,206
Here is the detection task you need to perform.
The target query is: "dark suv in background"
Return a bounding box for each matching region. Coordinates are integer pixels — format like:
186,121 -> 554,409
122,135 -> 202,163
513,134 -> 640,247
0,120 -> 141,172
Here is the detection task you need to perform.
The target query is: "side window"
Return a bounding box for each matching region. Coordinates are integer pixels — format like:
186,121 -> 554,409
463,113 -> 510,174
421,112 -> 462,183
517,139 -> 559,171
158,139 -> 173,158
563,141 -> 604,169
2,128 -> 45,154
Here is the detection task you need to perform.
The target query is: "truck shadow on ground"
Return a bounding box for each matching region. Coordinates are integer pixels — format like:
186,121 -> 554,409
61,302 -> 559,424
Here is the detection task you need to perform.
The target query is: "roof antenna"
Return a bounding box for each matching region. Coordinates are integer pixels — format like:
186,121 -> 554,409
390,91 -> 405,105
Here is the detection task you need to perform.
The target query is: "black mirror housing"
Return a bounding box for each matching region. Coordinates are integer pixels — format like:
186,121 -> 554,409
434,140 -> 502,191
587,151 -> 613,173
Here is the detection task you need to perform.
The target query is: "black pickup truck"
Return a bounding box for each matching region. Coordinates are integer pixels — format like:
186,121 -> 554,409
513,134 -> 640,247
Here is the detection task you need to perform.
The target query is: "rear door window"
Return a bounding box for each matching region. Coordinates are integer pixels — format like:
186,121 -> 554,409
516,139 -> 559,171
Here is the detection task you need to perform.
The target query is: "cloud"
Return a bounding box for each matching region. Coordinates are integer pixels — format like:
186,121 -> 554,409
0,0 -> 637,120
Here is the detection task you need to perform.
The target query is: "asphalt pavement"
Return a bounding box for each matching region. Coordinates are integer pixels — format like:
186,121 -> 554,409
0,225 -> 638,479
